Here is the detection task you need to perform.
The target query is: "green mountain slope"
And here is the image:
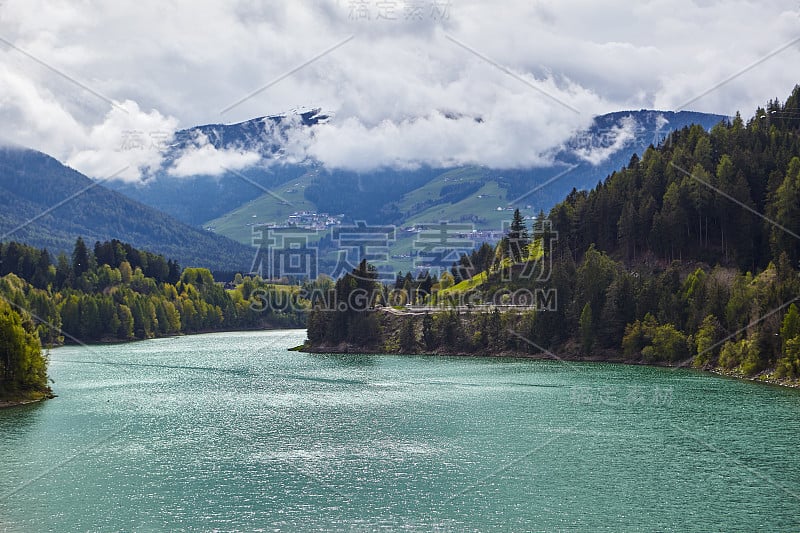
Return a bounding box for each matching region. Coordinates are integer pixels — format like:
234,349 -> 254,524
204,170 -> 556,274
205,167 -> 536,273
406,180 -> 522,228
204,171 -> 320,244
395,167 -> 488,214
0,147 -> 254,271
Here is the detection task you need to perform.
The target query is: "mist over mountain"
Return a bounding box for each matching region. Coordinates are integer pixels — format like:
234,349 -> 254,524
0,107 -> 727,276
112,108 -> 728,227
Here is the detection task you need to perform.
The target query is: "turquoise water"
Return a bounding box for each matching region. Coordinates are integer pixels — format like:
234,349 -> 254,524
1,330 -> 799,531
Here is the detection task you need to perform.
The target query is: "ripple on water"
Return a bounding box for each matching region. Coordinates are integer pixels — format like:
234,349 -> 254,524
0,330 -> 798,532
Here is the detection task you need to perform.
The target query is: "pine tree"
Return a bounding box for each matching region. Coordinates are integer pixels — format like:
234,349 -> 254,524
579,302 -> 594,354
769,157 -> 800,266
72,237 -> 90,278
507,209 -> 530,262
31,249 -> 52,289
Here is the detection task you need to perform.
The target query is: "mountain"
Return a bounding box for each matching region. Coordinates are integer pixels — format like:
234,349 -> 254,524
169,108 -> 330,158
0,146 -> 254,271
112,109 -> 330,225
305,85 -> 800,387
109,108 -> 728,273
113,109 -> 728,228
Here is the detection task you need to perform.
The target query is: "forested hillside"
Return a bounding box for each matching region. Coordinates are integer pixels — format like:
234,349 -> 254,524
549,95 -> 800,271
0,238 -> 307,348
306,86 -> 800,384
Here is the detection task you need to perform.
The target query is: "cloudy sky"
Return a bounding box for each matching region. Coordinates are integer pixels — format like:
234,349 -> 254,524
0,0 -> 798,181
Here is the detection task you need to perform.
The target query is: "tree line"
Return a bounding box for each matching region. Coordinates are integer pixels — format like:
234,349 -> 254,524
0,238 -> 310,399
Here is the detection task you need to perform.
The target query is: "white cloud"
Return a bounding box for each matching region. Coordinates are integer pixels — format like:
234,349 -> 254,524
168,132 -> 261,177
0,63 -> 86,156
0,0 -> 798,179
573,115 -> 639,166
0,65 -> 178,182
66,100 -> 179,182
654,113 -> 670,131
306,87 -> 599,171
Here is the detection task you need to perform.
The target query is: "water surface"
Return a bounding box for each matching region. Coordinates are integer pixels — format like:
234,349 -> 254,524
1,330 -> 799,531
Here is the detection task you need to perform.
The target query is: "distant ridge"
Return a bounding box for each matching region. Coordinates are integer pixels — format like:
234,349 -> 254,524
0,146 -> 254,271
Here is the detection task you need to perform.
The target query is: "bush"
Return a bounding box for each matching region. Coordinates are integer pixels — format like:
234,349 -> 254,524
719,339 -> 757,371
622,314 -> 689,363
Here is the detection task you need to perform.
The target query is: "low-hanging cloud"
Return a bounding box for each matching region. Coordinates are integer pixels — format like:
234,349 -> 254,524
0,62 -> 178,182
573,114 -> 639,166
66,100 -> 179,181
0,0 -> 798,181
168,132 -> 262,177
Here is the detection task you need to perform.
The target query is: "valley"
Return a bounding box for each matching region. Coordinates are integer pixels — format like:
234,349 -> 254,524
3,4 -> 799,531
116,108 -> 720,275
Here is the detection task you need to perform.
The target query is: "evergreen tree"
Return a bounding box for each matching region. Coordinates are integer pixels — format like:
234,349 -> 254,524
55,252 -> 72,289
507,209 -> 530,262
579,303 -> 594,354
769,157 -> 800,266
72,237 -> 91,278
31,249 -> 52,289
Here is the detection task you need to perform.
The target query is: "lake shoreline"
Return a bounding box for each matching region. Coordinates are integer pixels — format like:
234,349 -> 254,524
49,323 -> 304,348
301,341 -> 800,389
0,390 -> 56,409
3,328 -> 304,409
6,328 -> 800,530
27,326 -> 799,409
